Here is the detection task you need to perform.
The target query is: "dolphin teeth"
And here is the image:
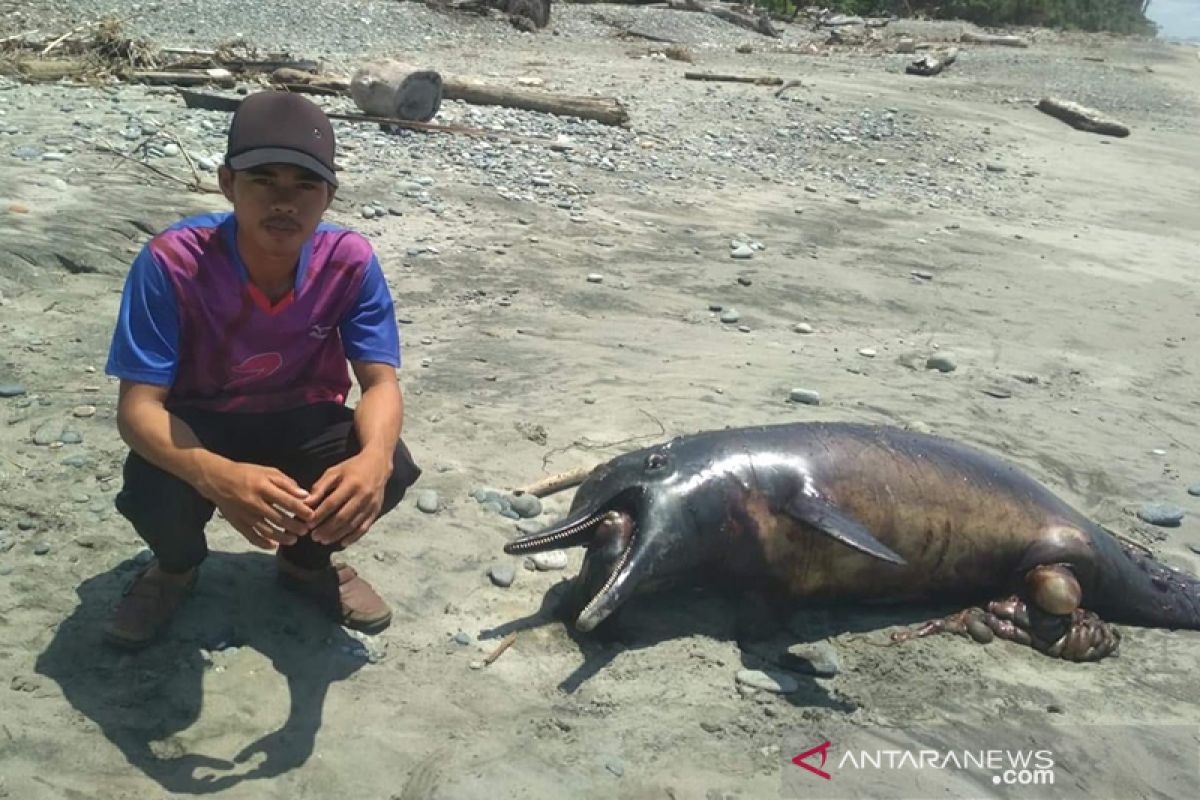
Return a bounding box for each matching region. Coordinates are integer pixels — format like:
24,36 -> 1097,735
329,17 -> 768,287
503,512 -> 601,554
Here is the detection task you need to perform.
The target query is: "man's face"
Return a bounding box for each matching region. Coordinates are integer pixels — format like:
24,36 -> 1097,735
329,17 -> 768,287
218,163 -> 335,258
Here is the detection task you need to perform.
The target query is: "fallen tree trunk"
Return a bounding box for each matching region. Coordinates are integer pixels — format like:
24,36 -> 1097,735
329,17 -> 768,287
666,0 -> 780,38
1036,97 -> 1130,138
961,31 -> 1029,48
174,88 -> 568,145
906,47 -> 958,76
346,59 -> 630,127
128,69 -> 236,88
684,71 -> 783,86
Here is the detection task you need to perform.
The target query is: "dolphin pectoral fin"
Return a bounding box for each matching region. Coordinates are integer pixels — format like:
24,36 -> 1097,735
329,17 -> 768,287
783,496 -> 907,566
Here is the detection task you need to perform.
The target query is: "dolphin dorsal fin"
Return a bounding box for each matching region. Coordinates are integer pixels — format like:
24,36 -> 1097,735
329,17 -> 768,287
784,494 -> 907,565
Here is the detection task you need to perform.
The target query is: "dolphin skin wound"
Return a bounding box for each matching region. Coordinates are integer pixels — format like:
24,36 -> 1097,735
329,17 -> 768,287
504,422 -> 1200,662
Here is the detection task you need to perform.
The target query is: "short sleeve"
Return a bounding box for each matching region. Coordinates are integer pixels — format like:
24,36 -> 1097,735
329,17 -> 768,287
339,255 -> 401,367
104,245 -> 180,385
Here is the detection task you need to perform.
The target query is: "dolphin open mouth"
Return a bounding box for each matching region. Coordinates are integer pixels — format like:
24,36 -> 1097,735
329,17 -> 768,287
503,490 -> 641,631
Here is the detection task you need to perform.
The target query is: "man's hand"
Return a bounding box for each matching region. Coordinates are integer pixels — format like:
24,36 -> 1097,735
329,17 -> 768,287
304,451 -> 392,546
203,463 -> 315,550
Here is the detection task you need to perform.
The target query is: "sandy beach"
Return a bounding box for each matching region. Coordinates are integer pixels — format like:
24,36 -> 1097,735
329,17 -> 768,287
1,4 -> 1199,798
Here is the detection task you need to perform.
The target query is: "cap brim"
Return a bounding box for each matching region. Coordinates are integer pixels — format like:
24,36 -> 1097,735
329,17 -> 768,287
227,148 -> 338,187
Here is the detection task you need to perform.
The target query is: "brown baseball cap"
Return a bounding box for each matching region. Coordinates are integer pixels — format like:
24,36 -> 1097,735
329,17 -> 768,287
225,91 -> 338,187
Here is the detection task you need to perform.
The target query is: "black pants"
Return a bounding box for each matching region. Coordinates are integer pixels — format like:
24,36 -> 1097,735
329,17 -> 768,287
114,402 -> 421,573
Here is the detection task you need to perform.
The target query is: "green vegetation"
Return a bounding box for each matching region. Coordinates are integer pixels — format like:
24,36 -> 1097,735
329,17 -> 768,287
758,1 -> 1157,35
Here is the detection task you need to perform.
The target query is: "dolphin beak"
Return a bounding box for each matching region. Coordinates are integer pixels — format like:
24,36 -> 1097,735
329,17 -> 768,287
504,505 -> 639,633
502,505 -> 606,555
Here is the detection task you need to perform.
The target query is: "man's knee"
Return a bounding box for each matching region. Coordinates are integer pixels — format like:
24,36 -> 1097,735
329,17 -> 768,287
381,438 -> 422,515
114,450 -> 215,533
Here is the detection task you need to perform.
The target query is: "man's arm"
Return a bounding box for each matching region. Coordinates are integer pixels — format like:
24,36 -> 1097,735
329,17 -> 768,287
305,361 -> 403,545
348,360 -> 404,476
117,380 -> 312,547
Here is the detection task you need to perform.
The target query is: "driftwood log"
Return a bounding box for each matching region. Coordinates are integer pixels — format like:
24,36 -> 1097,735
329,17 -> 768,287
666,0 -> 780,38
1036,97 -> 1131,138
173,88 -> 569,146
906,47 -> 958,77
345,59 -> 630,127
961,31 -> 1029,48
684,71 -> 783,86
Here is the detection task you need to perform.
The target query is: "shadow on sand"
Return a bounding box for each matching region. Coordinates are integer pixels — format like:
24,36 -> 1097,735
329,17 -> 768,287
481,577 -> 960,711
35,551 -> 369,795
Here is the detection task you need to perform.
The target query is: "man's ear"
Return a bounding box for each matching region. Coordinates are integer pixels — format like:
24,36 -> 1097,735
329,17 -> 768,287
325,183 -> 337,210
217,165 -> 236,203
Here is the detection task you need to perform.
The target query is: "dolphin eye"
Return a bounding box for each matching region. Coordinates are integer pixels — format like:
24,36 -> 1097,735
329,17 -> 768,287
646,452 -> 668,471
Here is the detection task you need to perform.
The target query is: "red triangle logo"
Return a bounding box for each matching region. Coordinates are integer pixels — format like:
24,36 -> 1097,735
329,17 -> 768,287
792,740 -> 832,780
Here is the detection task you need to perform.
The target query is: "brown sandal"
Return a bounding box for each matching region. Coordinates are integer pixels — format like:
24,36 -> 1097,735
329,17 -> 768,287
104,561 -> 197,649
276,555 -> 392,635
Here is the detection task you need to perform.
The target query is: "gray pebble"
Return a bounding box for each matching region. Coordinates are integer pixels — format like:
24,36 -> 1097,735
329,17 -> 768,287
719,309 -> 740,324
197,156 -> 218,171
606,761 -> 625,778
361,206 -> 378,219
61,454 -> 90,467
1188,485 -> 1200,497
17,519 -> 36,531
986,163 -> 1008,173
515,518 -> 543,536
387,206 -> 404,216
785,642 -> 840,677
0,384 -> 27,398
33,543 -> 50,556
489,563 -> 516,587
736,668 -> 799,694
32,421 -> 64,446
61,431 -> 83,444
1137,504 -> 1185,528
416,489 -> 440,514
926,354 -> 957,373
730,245 -> 754,259
789,388 -> 821,406
586,273 -> 603,283
737,325 -> 751,333
510,493 -> 542,518
453,631 -> 471,646
793,323 -> 814,334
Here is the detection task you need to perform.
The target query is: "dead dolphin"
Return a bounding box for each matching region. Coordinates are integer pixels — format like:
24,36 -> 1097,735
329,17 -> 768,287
504,422 -> 1200,661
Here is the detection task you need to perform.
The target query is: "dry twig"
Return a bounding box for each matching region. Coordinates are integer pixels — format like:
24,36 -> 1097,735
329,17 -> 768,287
483,632 -> 517,666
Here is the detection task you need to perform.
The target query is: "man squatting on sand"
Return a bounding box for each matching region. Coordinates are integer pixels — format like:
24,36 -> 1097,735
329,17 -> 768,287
102,91 -> 422,648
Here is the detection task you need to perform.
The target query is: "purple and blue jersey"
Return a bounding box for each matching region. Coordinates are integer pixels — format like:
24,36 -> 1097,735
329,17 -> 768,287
105,211 -> 400,413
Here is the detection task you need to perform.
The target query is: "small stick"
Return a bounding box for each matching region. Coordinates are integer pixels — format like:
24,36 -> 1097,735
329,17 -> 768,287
165,129 -> 202,189
90,138 -> 221,193
483,632 -> 517,666
40,22 -> 93,56
513,465 -> 595,498
0,29 -> 39,45
774,79 -> 804,98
